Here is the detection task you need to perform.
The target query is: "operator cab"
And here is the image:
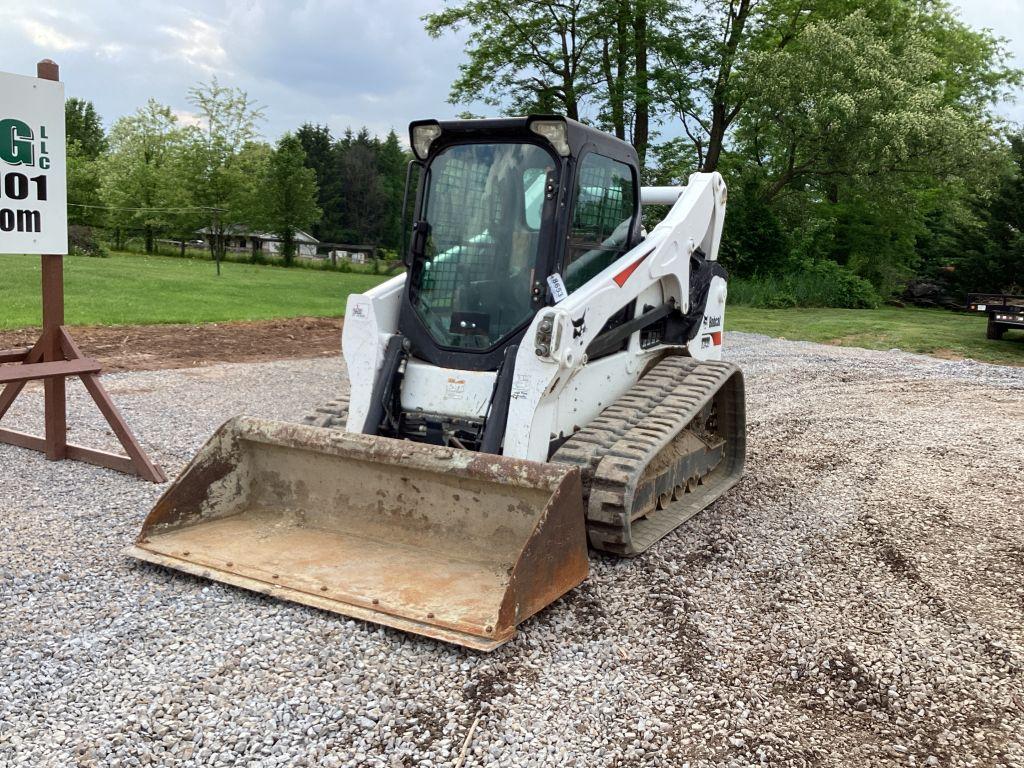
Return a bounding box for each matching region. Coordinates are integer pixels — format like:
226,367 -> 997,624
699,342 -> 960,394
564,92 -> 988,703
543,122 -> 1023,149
400,115 -> 643,373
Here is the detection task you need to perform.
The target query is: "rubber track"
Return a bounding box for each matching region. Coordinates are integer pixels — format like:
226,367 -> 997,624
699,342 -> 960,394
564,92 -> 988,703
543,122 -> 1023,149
552,356 -> 745,556
301,392 -> 350,429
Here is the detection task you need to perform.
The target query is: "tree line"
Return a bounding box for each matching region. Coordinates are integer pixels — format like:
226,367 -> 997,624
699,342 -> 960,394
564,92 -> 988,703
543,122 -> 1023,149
66,81 -> 410,265
294,125 -> 407,251
64,0 -> 1021,302
426,0 -> 1022,304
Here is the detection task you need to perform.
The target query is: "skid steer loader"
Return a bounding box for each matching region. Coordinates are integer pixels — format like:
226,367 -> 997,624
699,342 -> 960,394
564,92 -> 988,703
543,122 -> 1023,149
130,116 -> 746,650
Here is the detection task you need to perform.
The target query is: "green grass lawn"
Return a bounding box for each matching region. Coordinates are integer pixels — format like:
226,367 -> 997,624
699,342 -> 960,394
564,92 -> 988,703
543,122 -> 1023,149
1,252 -> 390,329
729,305 -> 1024,367
3,253 -> 1021,367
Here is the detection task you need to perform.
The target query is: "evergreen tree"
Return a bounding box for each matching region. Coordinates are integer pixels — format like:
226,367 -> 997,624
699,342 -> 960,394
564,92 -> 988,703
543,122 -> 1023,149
256,134 -> 322,265
294,125 -> 410,250
336,133 -> 386,244
65,97 -> 107,159
295,123 -> 337,240
376,130 -> 409,252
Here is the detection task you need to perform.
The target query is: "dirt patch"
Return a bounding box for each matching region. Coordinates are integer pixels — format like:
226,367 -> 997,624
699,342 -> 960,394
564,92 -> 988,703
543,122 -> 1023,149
0,317 -> 343,372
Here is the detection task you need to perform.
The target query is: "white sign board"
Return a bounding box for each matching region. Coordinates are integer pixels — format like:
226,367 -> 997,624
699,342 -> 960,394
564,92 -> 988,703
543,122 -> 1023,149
0,70 -> 68,254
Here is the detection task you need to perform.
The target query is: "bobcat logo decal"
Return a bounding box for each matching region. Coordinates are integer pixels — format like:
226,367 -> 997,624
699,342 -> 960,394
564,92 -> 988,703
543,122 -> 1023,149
572,311 -> 587,340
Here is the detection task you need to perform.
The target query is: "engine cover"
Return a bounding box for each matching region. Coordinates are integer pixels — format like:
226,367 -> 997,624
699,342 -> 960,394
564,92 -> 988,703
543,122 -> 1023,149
399,359 -> 497,420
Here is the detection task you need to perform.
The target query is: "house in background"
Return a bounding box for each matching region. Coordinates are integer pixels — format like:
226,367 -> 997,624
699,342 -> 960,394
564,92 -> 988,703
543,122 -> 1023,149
197,226 -> 321,259
329,248 -> 369,264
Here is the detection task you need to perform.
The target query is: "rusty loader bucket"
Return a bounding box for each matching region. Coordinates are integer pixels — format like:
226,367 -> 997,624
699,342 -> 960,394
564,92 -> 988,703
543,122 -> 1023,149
129,417 -> 588,650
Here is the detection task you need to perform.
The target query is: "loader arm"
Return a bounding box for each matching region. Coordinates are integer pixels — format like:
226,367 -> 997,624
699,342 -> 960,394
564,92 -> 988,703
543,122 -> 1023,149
503,172 -> 729,460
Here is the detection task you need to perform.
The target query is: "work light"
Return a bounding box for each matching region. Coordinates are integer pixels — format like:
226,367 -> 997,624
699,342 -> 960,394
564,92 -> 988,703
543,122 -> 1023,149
529,119 -> 570,156
411,122 -> 442,160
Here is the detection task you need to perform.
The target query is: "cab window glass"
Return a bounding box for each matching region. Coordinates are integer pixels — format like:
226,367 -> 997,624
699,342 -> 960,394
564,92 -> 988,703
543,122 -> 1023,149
412,142 -> 554,349
564,154 -> 636,292
523,168 -> 546,230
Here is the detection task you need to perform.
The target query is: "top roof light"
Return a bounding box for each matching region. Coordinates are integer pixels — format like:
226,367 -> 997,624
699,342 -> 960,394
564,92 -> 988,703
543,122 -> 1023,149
411,122 -> 442,161
529,119 -> 570,156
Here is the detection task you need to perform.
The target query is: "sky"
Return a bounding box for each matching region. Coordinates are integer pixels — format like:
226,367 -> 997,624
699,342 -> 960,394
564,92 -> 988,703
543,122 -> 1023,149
0,0 -> 1021,142
955,0 -> 1024,123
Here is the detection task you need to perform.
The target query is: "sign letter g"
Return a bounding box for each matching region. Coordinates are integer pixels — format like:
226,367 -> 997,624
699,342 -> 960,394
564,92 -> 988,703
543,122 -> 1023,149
0,119 -> 35,166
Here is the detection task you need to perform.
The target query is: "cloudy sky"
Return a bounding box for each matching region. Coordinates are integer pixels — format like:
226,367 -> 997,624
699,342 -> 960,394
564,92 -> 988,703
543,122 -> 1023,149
0,0 -> 1021,141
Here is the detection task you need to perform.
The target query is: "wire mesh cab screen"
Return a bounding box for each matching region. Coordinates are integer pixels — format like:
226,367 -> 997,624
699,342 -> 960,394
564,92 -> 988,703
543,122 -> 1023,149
412,142 -> 554,350
564,153 -> 637,292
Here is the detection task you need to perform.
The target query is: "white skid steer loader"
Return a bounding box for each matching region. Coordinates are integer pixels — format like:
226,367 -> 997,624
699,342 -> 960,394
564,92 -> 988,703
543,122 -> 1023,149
130,116 -> 746,650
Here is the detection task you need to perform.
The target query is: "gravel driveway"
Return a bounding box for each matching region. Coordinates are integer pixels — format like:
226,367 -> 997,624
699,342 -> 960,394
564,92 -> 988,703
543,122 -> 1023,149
1,333 -> 1022,768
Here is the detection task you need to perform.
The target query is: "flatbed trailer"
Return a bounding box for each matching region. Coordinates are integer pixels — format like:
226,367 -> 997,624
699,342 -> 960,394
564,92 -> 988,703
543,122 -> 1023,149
967,293 -> 1024,340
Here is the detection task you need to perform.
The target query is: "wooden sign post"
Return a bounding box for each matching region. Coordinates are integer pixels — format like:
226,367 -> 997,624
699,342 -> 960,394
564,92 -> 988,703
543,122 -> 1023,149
0,60 -> 165,483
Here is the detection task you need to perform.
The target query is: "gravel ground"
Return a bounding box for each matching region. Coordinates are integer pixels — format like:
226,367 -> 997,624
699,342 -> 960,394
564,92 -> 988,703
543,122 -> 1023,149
1,333 -> 1022,768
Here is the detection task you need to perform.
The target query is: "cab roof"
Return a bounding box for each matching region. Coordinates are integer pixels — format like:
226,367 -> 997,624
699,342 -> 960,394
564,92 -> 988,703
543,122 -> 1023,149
409,115 -> 639,170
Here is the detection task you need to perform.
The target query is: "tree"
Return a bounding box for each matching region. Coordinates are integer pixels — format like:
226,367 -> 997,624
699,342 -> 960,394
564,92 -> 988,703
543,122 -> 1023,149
738,9 -> 1010,201
256,134 -> 322,265
917,133 -> 1024,294
656,0 -> 748,172
376,129 -> 410,252
226,141 -> 274,261
295,123 -> 338,241
589,0 -> 666,167
425,0 -> 599,120
979,133 -> 1024,291
423,0 -> 799,170
716,170 -> 790,277
291,123 -> 411,250
66,140 -> 103,227
171,136 -> 273,262
65,98 -> 107,227
187,78 -> 265,153
728,7 -> 1016,291
424,0 -> 659,165
428,0 -> 1021,300
98,100 -> 188,253
182,78 -> 267,263
65,97 -> 107,159
336,129 -> 387,244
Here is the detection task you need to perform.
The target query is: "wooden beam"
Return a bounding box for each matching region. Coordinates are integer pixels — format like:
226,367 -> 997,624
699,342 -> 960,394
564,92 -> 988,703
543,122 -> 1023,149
77,372 -> 167,483
41,255 -> 67,460
0,330 -> 166,483
0,428 -> 138,476
0,335 -> 46,419
0,358 -> 102,385
0,428 -> 42,451
59,328 -> 167,483
0,348 -> 31,364
66,444 -> 138,476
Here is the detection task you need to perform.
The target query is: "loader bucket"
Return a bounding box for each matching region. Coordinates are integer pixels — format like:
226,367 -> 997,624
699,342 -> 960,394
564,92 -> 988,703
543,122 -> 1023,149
128,417 -> 588,651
